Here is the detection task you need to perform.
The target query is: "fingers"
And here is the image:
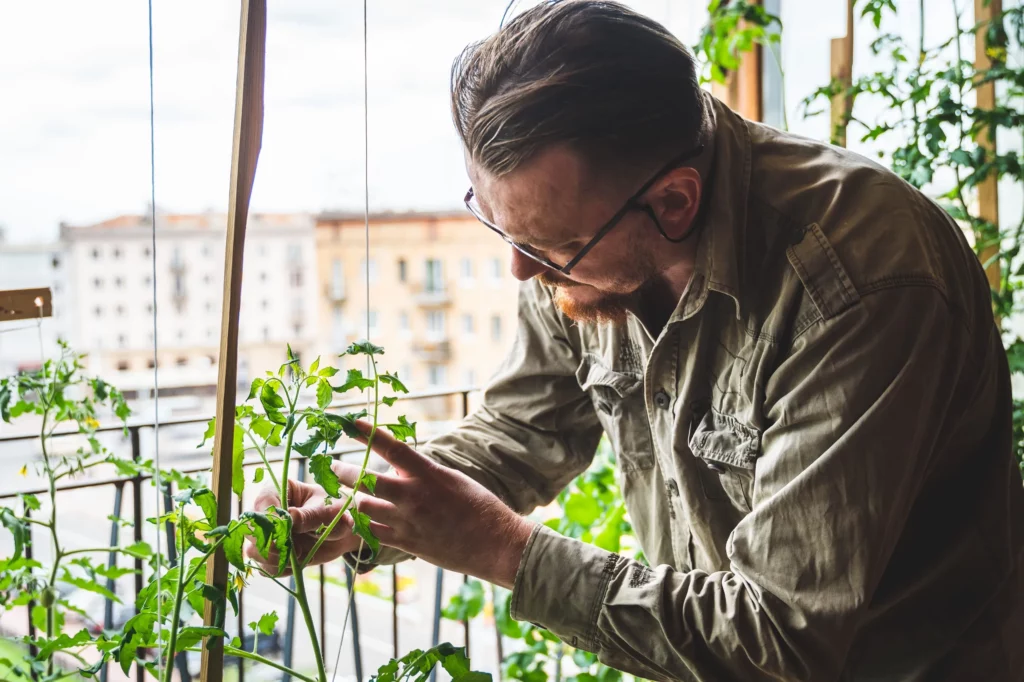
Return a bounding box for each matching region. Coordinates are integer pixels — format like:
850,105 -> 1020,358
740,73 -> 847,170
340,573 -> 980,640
333,461 -> 402,499
356,495 -> 402,528
290,499 -> 350,535
351,420 -> 431,476
252,483 -> 282,513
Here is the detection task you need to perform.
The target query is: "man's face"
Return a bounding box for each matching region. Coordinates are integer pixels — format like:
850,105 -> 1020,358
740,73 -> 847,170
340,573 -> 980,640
467,146 -> 663,324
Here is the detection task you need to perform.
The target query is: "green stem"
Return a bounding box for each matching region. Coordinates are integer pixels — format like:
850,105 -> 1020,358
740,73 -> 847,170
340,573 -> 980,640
302,356 -> 380,569
291,552 -> 328,682
41,405 -> 61,678
163,513 -> 187,682
279,386 -> 298,509
62,546 -> 149,558
243,424 -> 281,492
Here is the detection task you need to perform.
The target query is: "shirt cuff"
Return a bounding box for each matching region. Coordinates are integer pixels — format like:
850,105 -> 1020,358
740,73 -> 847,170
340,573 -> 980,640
510,524 -> 620,652
342,545 -> 413,575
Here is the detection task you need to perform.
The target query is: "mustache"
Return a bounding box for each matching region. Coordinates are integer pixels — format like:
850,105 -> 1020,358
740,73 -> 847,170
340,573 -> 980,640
537,272 -> 582,288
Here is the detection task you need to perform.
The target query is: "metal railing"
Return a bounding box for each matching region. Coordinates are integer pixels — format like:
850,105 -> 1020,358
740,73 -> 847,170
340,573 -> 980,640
0,387 -> 501,682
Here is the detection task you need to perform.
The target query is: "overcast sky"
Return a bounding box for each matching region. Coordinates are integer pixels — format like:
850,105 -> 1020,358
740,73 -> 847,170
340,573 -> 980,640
0,0 -> 720,244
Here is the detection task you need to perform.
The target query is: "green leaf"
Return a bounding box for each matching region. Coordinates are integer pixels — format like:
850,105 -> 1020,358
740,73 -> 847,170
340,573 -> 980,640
198,417 -> 216,449
249,611 -> 278,636
35,628 -> 93,660
222,522 -> 247,572
344,340 -> 385,356
310,454 -> 341,498
564,493 -> 601,527
319,366 -> 339,378
246,378 -> 265,402
309,357 -> 320,375
334,368 -> 375,394
0,508 -> 27,560
123,541 -> 152,559
0,383 -> 11,422
260,381 -> 286,412
176,626 -> 226,652
382,396 -> 398,407
350,510 -> 379,560
32,604 -> 64,633
294,433 -> 325,458
362,472 -> 377,495
442,580 -> 485,621
241,512 -> 276,560
379,372 -> 409,394
254,467 -> 265,484
59,574 -> 121,603
384,415 -> 417,443
233,424 -> 245,497
18,493 -> 40,512
268,508 -> 292,574
317,379 -> 333,409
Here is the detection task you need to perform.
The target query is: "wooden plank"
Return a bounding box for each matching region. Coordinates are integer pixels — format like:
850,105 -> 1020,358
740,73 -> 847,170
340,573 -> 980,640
0,288 -> 52,322
829,0 -> 855,147
709,0 -> 764,122
201,2 -> 266,681
975,0 -> 1002,295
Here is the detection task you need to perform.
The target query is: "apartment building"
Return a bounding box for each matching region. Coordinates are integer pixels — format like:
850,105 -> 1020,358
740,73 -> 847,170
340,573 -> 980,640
60,209 -> 319,414
314,212 -> 519,415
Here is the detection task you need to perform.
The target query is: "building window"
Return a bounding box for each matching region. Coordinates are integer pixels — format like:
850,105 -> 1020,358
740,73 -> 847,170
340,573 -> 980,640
399,311 -> 410,332
460,258 -> 473,280
146,303 -> 153,314
427,364 -> 447,387
143,246 -> 151,258
290,269 -> 303,287
94,306 -> 102,318
177,330 -> 185,341
202,244 -> 211,257
491,315 -> 502,342
146,358 -> 156,369
263,326 -> 270,342
93,277 -> 103,289
116,305 -> 125,316
51,255 -> 61,269
261,299 -> 269,310
207,328 -> 214,340
359,258 -> 378,284
293,323 -> 303,337
332,306 -> 345,347
398,259 -> 407,283
287,244 -> 302,263
118,335 -> 127,348
464,369 -> 477,386
176,357 -> 188,367
330,259 -> 344,298
427,311 -> 446,338
489,258 -> 501,280
205,301 -> 213,313
117,360 -> 130,371
367,310 -> 379,335
425,259 -> 444,292
400,364 -> 412,383
114,276 -> 124,288
461,314 -> 474,336
92,248 -> 101,260
143,275 -> 151,287
260,272 -> 268,283
113,247 -> 122,259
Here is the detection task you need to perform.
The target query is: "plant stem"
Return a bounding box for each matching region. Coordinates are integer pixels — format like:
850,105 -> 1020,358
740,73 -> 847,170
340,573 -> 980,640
290,553 -> 328,682
243,424 -> 281,492
41,403 -> 61,677
62,546 -> 148,558
162,512 -> 187,682
279,386 -> 299,509
302,356 -> 380,569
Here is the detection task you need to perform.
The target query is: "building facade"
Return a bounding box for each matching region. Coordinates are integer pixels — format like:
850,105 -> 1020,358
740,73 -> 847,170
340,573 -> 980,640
60,209 -> 319,418
314,212 -> 519,417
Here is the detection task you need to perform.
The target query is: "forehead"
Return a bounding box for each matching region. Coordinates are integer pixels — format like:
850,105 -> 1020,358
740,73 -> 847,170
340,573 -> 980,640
467,146 -> 595,244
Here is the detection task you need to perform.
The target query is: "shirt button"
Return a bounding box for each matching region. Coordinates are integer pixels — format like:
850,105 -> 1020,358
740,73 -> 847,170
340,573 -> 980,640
653,390 -> 672,410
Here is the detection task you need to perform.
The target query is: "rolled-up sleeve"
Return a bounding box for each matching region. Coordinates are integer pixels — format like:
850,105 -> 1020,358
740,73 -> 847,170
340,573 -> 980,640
511,285 -> 978,681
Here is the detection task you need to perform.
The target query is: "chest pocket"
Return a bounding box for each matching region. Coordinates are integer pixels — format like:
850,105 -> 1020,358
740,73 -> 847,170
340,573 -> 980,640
688,408 -> 760,513
576,355 -> 655,472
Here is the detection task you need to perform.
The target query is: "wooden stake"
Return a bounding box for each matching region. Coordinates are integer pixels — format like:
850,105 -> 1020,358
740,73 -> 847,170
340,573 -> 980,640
709,0 -> 764,122
974,0 -> 1002,296
201,2 -> 266,681
829,0 -> 855,146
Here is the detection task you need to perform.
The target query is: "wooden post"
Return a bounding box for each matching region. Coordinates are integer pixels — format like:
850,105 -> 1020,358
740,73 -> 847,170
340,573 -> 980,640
829,0 -> 855,146
201,2 -> 266,681
974,0 -> 1002,295
709,0 -> 764,121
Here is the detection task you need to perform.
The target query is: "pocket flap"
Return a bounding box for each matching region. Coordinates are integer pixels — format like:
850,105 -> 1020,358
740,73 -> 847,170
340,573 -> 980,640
688,408 -> 760,469
575,355 -> 642,399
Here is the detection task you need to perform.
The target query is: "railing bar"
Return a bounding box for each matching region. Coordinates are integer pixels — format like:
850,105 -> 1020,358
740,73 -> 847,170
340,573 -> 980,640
130,428 -> 145,682
462,574 -> 470,657
392,566 -> 399,660
320,565 -> 327,662
24,504 -> 37,666
346,563 -> 363,682
100,483 -> 125,682
428,567 -> 444,682
237,495 -> 245,682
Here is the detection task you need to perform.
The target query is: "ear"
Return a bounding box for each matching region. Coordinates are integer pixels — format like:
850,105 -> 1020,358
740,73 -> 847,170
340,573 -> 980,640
643,167 -> 702,241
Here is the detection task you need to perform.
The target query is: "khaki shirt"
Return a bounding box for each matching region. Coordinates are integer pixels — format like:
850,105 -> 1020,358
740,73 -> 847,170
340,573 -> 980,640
365,95 -> 1024,681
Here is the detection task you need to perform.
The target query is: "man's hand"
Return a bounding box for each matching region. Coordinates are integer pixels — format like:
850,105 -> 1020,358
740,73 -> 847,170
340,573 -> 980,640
245,469 -> 363,577
335,421 -> 536,590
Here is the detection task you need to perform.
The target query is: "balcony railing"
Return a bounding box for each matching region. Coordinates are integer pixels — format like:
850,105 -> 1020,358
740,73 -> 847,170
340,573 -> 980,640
325,282 -> 346,303
410,283 -> 451,308
0,387 -> 501,682
411,339 -> 451,363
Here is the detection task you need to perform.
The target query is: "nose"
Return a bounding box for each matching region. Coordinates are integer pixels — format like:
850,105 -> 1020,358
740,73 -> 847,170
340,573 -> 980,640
510,249 -> 547,282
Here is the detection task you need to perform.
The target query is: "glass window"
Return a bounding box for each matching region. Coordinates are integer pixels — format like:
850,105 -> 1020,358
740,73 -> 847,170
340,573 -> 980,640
427,364 -> 447,387
427,310 -> 446,335
331,259 -> 344,297
489,258 -> 501,280
399,311 -> 410,331
460,258 -> 473,279
462,313 -> 474,335
398,259 -> 408,283
359,258 -> 378,284
425,258 -> 444,292
491,315 -> 502,342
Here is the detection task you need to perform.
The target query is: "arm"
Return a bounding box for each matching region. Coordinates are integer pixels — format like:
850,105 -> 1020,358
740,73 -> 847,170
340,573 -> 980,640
511,285 -> 984,681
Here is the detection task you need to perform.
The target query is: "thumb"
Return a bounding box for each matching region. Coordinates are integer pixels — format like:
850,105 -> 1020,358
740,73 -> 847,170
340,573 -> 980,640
290,499 -> 345,535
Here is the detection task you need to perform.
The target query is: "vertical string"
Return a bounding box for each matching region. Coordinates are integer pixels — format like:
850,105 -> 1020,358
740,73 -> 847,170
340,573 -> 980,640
146,0 -> 165,678
331,2 -> 369,679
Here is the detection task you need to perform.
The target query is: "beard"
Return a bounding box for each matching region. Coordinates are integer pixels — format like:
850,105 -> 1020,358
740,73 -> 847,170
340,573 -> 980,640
538,249 -> 658,325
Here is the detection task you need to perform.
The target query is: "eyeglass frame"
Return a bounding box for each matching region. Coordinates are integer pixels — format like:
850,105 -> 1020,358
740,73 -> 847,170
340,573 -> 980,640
464,143 -> 705,276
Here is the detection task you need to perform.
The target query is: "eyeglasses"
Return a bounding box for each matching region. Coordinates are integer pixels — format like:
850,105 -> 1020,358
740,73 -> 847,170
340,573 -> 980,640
464,144 -> 705,276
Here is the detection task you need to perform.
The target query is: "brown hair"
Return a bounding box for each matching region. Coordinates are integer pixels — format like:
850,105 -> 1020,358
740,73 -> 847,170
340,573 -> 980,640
451,0 -> 709,180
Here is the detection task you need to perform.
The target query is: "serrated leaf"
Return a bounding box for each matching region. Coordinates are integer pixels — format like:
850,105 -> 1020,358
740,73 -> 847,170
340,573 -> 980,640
0,508 -> 27,560
309,357 -> 320,375
319,367 -> 339,378
362,472 -> 377,494
246,378 -> 265,402
233,424 -> 245,496
385,415 -> 417,443
19,493 -> 41,512
123,541 -> 152,559
198,417 -> 216,449
176,626 -> 226,653
334,368 -> 375,394
260,381 -> 286,412
293,434 -> 324,458
379,372 -> 409,394
60,574 -> 121,603
241,512 -> 276,560
381,396 -> 398,407
249,611 -> 278,636
317,379 -> 333,409
344,340 -> 385,356
222,522 -> 247,572
350,510 -> 379,560
268,508 -> 292,574
310,455 -> 341,498
254,467 -> 264,483
193,489 -> 218,523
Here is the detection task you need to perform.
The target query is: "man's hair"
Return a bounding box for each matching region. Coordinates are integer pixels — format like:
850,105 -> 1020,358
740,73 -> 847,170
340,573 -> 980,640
451,0 -> 709,180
